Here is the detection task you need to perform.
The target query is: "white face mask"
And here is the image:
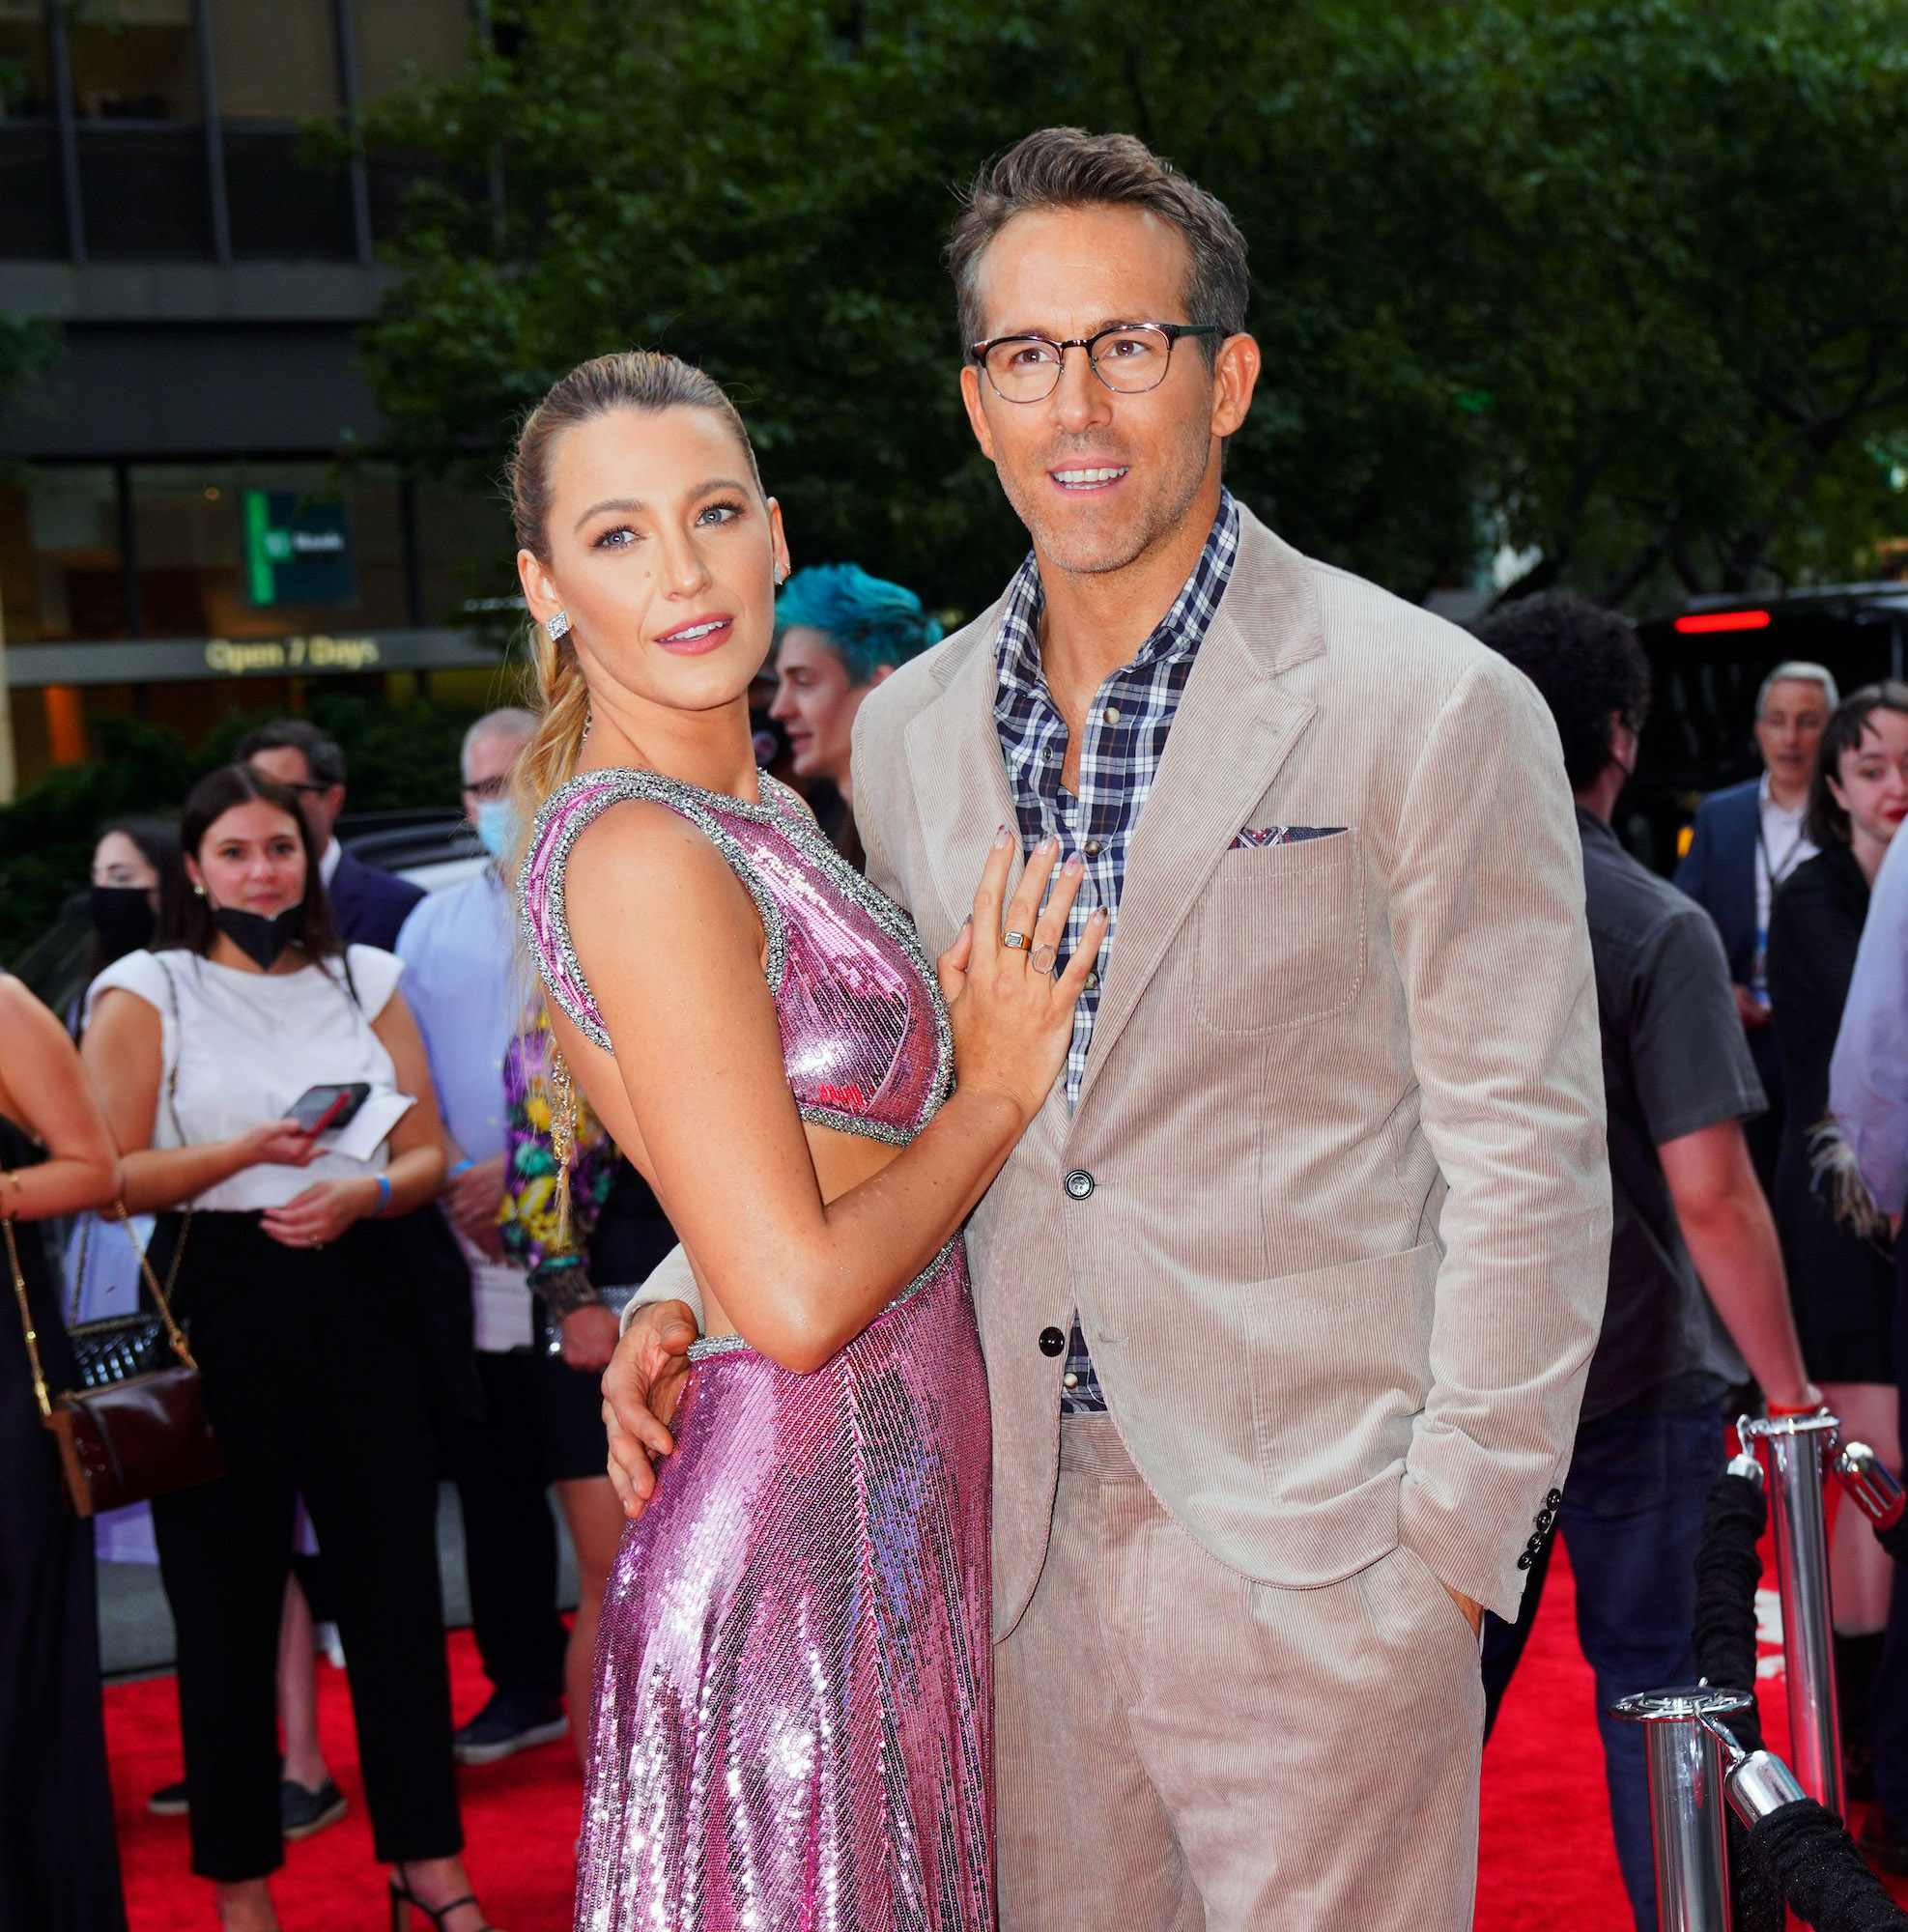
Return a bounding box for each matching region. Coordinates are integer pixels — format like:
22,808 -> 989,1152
474,798 -> 515,860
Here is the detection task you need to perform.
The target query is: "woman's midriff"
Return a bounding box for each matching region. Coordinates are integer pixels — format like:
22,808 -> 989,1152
697,1119 -> 905,1343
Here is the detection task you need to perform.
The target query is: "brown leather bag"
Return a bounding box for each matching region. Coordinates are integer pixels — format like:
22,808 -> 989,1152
8,1207 -> 223,1519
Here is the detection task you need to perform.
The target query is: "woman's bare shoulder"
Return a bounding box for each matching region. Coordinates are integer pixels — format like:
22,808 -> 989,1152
564,795 -> 763,958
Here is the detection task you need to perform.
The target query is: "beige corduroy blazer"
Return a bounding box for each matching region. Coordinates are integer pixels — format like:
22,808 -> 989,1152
848,504 -> 1610,1634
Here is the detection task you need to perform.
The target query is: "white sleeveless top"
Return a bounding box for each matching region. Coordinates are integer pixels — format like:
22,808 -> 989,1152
85,946 -> 413,1212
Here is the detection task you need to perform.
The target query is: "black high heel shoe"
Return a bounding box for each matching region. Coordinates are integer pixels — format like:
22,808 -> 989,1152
387,1868 -> 498,1932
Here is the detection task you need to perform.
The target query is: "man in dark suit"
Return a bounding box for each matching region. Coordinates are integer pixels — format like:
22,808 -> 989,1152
1674,661 -> 1837,1190
236,720 -> 425,951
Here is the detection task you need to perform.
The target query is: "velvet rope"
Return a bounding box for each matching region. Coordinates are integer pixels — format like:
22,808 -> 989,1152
1692,1471 -> 1787,1930
1692,1471 -> 1769,1752
1749,1801 -> 1908,1930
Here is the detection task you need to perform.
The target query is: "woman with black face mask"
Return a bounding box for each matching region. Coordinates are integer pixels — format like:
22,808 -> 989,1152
86,817 -> 181,986
80,764 -> 496,1932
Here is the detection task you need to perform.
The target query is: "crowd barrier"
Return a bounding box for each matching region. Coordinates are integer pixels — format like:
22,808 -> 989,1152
1609,1408 -> 1908,1930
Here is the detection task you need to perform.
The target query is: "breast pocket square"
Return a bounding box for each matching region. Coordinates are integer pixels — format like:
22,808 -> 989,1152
1231,825 -> 1347,849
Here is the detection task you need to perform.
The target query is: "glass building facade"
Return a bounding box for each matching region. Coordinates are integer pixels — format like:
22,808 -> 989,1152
0,0 -> 507,791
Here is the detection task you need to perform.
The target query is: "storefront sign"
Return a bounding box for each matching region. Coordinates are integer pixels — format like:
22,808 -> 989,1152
243,491 -> 355,608
4,629 -> 499,688
203,635 -> 382,674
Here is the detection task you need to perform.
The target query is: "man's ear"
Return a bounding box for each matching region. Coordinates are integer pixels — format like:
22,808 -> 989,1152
869,664 -> 897,688
959,365 -> 996,461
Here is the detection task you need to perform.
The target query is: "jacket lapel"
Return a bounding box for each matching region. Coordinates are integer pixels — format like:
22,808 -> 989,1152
1072,513 -> 1324,1118
905,598 -> 1020,937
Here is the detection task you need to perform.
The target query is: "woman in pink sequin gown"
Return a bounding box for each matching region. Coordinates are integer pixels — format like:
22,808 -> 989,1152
506,353 -> 1104,1932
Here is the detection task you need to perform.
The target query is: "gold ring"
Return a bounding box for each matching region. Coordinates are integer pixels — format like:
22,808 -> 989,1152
1003,931 -> 1030,951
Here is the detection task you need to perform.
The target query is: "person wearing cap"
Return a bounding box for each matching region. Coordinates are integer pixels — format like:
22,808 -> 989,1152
1676,662 -> 1839,1191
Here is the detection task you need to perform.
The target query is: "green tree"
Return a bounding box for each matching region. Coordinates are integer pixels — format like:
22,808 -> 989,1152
358,0 -> 1908,614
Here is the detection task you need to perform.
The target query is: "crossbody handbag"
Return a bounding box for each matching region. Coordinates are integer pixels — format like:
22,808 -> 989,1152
8,1200 -> 222,1518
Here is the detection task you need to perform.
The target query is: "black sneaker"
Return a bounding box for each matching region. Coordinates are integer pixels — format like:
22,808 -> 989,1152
148,1778 -> 188,1817
281,1776 -> 347,1840
451,1691 -> 567,1766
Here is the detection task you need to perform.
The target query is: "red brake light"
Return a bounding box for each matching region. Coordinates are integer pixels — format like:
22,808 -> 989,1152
1673,610 -> 1772,635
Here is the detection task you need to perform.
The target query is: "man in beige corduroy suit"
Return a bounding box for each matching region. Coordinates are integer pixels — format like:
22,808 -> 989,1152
609,128 -> 1610,1929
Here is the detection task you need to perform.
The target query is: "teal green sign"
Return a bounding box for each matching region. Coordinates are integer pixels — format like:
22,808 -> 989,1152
243,492 -> 354,608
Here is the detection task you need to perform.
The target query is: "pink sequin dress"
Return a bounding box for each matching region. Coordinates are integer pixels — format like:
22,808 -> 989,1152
521,768 -> 993,1932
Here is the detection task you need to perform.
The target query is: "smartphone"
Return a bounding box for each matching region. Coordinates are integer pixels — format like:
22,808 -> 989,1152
287,1082 -> 372,1135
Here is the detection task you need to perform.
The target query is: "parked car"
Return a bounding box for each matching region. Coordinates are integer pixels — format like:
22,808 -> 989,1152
13,809 -> 485,1024
1624,582 -> 1908,874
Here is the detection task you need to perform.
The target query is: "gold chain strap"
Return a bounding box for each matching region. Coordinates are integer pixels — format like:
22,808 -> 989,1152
117,1201 -> 196,1372
548,1037 -> 578,1247
4,1217 -> 51,1418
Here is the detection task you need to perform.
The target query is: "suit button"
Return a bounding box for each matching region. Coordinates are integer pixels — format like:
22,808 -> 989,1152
1064,1169 -> 1095,1200
1039,1326 -> 1067,1357
1517,1550 -> 1533,1571
1545,1489 -> 1563,1509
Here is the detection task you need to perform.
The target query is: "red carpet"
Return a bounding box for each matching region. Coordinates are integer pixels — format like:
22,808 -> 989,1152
107,1544 -> 1908,1931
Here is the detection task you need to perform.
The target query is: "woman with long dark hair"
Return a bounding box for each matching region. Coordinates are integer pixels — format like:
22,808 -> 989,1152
0,974 -> 124,1932
81,764 -> 494,1932
1768,680 -> 1908,1794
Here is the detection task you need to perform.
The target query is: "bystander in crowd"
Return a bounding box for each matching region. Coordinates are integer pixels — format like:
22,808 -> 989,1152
398,708 -> 625,1769
80,762 -> 494,1932
1478,592 -> 1817,1932
1677,663 -> 1837,1192
768,563 -> 942,867
0,972 -> 126,1932
1767,681 -> 1908,1805
1831,758 -> 1908,1868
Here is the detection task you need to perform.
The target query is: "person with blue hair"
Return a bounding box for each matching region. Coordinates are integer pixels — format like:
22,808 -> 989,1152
769,563 -> 942,864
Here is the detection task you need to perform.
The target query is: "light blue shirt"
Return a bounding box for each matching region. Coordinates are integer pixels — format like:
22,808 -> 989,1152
1830,827 -> 1908,1212
394,867 -> 520,1164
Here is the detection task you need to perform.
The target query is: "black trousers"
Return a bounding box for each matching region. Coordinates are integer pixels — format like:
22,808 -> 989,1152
149,1211 -> 461,1882
455,1314 -> 612,1702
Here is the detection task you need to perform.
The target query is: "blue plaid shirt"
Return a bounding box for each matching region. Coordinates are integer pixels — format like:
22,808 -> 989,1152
992,490 -> 1241,1411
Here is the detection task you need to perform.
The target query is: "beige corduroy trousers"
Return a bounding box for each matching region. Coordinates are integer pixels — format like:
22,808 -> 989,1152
995,1416 -> 1486,1931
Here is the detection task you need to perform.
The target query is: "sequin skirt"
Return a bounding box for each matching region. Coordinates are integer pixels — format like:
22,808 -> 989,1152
575,1242 -> 994,1932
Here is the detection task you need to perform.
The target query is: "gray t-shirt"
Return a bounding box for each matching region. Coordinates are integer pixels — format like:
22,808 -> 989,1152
1578,809 -> 1765,1420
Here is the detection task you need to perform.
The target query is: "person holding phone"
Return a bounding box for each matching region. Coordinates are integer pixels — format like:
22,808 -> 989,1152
80,763 -> 494,1932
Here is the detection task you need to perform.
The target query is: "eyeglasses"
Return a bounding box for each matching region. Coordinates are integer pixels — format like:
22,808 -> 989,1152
968,322 -> 1223,404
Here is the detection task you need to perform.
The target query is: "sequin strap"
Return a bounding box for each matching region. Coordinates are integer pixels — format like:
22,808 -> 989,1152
519,768 -> 790,1053
686,1236 -> 961,1362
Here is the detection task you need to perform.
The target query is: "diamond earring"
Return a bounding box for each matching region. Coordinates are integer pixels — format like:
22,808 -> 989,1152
547,610 -> 571,640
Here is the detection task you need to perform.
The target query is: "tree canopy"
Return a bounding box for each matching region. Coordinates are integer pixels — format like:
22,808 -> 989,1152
359,0 -> 1908,618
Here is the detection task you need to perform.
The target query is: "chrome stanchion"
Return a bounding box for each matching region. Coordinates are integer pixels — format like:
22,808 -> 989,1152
1613,1687 -> 1755,1931
1833,1438 -> 1907,1532
1738,1410 -> 1843,1815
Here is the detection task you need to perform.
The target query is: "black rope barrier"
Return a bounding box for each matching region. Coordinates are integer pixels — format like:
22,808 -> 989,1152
1693,1470 -> 1786,1931
1749,1801 -> 1908,1931
1687,1466 -> 1908,1929
1694,1471 -> 1770,1753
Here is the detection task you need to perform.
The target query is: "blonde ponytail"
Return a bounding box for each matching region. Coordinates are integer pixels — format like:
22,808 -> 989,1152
505,348 -> 763,1237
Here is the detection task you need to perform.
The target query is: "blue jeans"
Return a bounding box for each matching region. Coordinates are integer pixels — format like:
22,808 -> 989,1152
1481,1396 -> 1724,1932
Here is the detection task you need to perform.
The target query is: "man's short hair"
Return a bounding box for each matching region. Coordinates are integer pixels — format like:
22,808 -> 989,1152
1755,661 -> 1839,719
1474,592 -> 1652,792
774,565 -> 943,688
946,128 -> 1249,363
233,718 -> 346,788
461,707 -> 538,781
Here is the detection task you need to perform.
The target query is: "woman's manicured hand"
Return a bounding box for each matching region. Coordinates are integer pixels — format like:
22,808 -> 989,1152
937,830 -> 1107,1128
